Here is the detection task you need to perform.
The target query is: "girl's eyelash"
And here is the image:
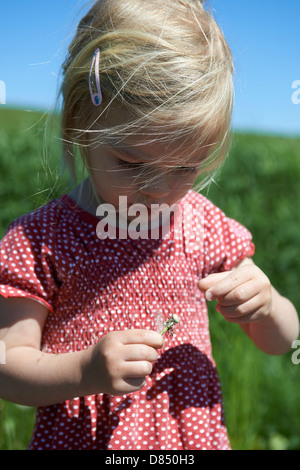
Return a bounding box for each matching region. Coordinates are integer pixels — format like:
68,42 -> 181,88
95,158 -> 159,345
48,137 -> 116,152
112,148 -> 143,169
177,166 -> 198,173
114,148 -> 199,173
118,160 -> 198,173
118,159 -> 144,169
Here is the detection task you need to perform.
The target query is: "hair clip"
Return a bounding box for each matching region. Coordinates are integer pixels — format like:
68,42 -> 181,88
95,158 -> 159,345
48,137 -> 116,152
89,48 -> 103,106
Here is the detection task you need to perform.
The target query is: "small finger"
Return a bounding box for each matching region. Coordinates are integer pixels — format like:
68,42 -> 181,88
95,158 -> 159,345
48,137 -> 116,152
216,295 -> 268,323
198,272 -> 230,293
216,282 -> 258,307
124,344 -> 159,362
123,377 -> 147,391
205,271 -> 251,301
123,360 -> 153,378
121,329 -> 164,349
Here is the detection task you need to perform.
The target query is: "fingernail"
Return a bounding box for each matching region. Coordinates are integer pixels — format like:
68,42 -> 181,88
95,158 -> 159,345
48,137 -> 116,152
206,291 -> 213,301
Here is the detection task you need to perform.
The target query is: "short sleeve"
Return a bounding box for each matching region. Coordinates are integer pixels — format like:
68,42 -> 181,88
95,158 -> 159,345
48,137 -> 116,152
0,217 -> 59,312
202,200 -> 255,277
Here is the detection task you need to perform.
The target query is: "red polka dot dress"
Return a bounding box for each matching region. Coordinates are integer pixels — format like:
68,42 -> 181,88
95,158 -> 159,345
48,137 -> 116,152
0,190 -> 254,450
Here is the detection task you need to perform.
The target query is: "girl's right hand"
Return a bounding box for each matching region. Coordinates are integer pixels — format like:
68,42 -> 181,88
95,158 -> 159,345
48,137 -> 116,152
82,329 -> 164,396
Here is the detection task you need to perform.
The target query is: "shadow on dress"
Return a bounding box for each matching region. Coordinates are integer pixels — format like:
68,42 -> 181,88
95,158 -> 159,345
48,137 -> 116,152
103,343 -> 225,443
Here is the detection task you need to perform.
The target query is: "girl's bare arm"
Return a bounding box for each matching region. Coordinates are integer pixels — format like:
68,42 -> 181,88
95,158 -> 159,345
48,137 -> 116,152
0,297 -> 163,406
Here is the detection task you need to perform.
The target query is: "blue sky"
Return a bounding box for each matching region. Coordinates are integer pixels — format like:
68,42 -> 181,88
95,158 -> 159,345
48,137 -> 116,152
0,0 -> 299,135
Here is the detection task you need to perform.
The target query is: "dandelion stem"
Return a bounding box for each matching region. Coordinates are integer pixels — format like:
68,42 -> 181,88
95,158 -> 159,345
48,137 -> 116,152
160,314 -> 180,336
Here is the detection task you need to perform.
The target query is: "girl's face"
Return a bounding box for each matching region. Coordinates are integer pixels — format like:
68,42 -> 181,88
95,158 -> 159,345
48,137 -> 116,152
86,106 -> 206,220
87,140 -> 204,218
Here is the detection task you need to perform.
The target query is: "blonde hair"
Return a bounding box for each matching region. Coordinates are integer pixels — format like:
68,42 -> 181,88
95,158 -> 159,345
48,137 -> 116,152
61,0 -> 234,189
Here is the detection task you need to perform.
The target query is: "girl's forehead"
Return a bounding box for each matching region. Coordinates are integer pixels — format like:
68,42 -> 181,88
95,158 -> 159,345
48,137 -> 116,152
92,102 -> 209,166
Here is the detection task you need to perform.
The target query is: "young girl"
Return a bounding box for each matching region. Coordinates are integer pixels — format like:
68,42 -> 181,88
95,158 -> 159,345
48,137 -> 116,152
0,0 -> 298,450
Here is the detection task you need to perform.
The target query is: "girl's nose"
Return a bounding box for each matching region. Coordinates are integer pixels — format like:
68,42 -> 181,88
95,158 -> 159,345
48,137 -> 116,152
140,173 -> 171,199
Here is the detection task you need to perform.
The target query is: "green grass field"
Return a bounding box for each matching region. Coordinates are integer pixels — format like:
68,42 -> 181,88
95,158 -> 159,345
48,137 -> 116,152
0,107 -> 300,450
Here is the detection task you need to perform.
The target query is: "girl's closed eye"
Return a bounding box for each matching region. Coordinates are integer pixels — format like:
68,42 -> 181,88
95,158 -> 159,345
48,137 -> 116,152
176,166 -> 199,174
110,147 -> 145,170
118,159 -> 145,170
111,146 -> 200,176
118,160 -> 199,176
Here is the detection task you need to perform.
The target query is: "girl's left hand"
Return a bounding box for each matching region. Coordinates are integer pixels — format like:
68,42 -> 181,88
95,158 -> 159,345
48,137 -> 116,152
198,258 -> 272,324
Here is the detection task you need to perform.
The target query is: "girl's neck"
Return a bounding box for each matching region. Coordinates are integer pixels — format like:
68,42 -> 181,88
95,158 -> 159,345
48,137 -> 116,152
69,178 -> 101,217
